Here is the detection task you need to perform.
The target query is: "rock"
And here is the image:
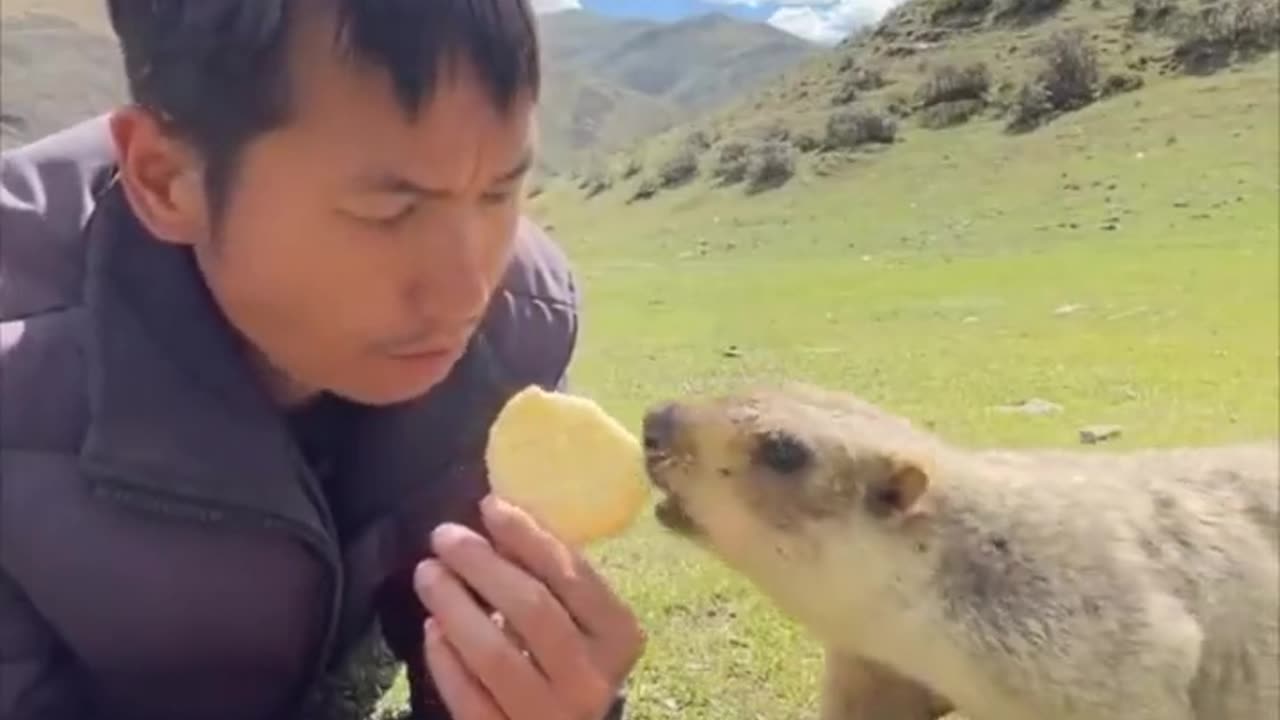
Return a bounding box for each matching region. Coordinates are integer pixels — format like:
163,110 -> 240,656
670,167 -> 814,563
1054,303 -> 1086,316
995,398 -> 1064,416
1079,425 -> 1123,445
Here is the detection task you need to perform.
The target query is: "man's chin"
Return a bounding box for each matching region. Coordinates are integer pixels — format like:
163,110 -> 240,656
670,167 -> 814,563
332,368 -> 451,407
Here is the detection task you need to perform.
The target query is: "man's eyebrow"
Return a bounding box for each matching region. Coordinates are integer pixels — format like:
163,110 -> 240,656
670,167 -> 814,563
353,149 -> 535,197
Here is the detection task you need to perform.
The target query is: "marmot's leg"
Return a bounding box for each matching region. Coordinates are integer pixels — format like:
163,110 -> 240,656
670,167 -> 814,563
818,648 -> 951,720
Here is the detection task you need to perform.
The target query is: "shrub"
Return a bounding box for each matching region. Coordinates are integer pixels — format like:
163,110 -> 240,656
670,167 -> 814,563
915,62 -> 991,107
885,92 -> 915,118
1005,81 -> 1054,132
744,141 -> 796,194
994,0 -> 1069,21
1037,29 -> 1100,111
1130,0 -> 1179,30
832,65 -> 887,105
628,178 -> 658,203
657,147 -> 699,188
825,109 -> 898,149
931,0 -> 994,22
831,78 -> 860,105
711,141 -> 751,184
683,130 -> 713,152
920,99 -> 987,128
1101,71 -> 1146,97
792,132 -> 821,152
583,175 -> 611,199
1171,0 -> 1280,73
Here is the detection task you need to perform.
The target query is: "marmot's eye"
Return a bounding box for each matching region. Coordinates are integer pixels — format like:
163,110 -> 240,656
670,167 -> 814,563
754,431 -> 811,475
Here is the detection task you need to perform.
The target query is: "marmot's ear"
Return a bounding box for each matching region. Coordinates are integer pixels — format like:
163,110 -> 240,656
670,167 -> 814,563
865,454 -> 931,520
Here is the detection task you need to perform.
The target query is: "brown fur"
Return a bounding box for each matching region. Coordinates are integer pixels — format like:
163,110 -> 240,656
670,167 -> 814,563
642,382 -> 1280,720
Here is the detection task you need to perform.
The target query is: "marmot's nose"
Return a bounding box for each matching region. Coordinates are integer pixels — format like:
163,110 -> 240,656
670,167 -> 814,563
643,403 -> 680,452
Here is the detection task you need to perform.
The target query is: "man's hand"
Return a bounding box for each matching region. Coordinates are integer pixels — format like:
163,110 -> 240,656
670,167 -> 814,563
413,494 -> 646,720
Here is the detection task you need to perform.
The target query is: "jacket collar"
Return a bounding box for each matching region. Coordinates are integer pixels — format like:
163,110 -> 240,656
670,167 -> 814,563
77,180 -> 513,539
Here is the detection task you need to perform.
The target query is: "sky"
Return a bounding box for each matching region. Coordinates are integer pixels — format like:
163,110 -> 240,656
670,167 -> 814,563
529,0 -> 907,46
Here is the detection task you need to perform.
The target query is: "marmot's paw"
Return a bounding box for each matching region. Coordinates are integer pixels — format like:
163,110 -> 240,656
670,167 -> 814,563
485,385 -> 649,546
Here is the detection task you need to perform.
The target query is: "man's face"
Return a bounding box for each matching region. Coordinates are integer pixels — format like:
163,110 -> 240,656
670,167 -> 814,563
125,12 -> 536,407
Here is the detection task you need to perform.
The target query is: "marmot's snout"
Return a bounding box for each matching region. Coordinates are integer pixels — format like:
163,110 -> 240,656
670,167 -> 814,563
642,401 -> 686,495
642,402 -> 679,454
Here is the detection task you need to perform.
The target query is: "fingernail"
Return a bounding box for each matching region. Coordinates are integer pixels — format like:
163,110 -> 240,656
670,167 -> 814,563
415,558 -> 444,590
481,493 -> 503,516
431,522 -> 474,552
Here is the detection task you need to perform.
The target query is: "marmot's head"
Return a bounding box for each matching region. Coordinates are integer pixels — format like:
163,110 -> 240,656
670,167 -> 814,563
641,382 -> 937,580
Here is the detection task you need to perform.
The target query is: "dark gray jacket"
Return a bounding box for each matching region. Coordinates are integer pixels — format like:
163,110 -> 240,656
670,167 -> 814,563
0,116 -> 589,720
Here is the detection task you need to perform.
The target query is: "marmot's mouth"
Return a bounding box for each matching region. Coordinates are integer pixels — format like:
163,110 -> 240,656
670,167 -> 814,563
654,494 -> 698,535
644,451 -> 700,535
643,450 -> 674,491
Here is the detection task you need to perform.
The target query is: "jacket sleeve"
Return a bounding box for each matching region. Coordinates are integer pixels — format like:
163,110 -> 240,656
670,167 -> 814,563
0,568 -> 92,720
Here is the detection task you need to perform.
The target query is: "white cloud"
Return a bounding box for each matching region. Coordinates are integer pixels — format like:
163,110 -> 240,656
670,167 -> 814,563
530,0 -> 581,13
705,0 -> 906,45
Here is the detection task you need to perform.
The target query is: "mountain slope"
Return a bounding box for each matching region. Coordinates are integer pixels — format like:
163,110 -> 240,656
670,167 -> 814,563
562,0 -> 1278,201
0,5 -> 819,174
535,10 -> 820,172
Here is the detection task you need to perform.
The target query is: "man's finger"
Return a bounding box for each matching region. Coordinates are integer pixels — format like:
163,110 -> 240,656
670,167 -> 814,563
431,523 -> 602,692
414,559 -> 562,718
424,619 -> 505,720
479,495 -> 646,676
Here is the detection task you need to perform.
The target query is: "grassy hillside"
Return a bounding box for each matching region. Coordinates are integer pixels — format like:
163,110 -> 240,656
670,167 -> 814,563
500,2 -> 1279,718
512,55 -> 1279,718
565,0 -> 1278,202
535,10 -> 819,173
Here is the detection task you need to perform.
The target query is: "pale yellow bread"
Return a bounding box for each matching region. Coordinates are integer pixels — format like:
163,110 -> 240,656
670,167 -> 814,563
485,385 -> 650,546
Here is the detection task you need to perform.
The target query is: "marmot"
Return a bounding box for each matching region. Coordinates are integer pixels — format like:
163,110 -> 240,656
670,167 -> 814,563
640,382 -> 1279,720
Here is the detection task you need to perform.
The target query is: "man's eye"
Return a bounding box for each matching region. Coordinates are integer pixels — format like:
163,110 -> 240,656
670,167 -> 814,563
343,199 -> 417,227
480,190 -> 514,205
368,205 -> 415,226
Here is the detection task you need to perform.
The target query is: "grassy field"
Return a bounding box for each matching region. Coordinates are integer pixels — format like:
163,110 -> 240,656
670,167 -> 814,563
511,59 -> 1278,720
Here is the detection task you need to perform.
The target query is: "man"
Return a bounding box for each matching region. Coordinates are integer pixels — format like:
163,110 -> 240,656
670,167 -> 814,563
0,1 -> 645,719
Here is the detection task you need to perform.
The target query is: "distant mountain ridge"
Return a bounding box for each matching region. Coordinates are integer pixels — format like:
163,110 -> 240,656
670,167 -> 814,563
535,9 -> 820,173
0,4 -> 819,175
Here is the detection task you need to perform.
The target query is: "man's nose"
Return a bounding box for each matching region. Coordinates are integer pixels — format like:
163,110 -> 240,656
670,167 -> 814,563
406,217 -> 489,313
643,403 -> 681,452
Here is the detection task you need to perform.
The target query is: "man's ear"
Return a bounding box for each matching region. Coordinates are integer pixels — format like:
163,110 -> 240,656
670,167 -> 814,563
865,454 -> 932,520
108,107 -> 209,247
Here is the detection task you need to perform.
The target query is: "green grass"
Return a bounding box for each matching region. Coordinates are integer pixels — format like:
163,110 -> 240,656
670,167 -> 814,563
367,49 -> 1280,720
516,59 -> 1278,719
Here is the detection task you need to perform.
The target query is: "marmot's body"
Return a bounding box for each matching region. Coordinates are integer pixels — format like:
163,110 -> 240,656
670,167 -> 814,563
640,383 -> 1279,720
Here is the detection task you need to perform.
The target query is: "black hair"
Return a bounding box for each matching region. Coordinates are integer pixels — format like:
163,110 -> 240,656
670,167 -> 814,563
106,0 -> 541,215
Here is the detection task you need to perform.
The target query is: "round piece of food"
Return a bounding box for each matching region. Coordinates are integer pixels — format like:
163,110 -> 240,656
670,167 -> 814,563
485,385 -> 650,546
